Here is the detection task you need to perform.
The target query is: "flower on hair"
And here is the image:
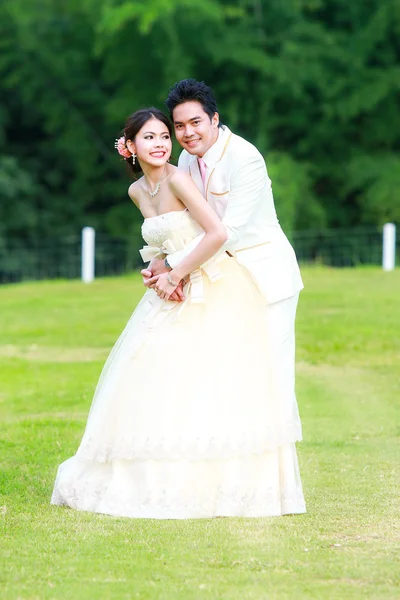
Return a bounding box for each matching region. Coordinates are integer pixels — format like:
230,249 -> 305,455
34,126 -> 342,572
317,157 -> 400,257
114,136 -> 132,159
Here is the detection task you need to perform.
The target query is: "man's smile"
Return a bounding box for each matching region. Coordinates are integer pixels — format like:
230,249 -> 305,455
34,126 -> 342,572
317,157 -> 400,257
184,138 -> 201,147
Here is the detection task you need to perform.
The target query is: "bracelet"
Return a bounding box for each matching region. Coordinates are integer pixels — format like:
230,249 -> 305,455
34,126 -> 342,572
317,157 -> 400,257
164,257 -> 172,269
167,273 -> 180,287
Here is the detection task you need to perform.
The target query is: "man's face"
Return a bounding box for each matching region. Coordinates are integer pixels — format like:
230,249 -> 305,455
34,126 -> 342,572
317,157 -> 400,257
172,101 -> 219,158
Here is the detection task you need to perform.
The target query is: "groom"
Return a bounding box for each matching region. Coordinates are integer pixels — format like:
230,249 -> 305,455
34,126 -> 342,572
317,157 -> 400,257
142,79 -> 304,432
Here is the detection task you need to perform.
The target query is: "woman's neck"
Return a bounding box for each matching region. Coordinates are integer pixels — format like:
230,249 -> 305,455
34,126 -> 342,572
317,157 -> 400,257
141,163 -> 168,185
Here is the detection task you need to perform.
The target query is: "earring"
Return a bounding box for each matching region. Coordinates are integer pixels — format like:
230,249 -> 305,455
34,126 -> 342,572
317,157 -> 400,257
132,153 -> 136,165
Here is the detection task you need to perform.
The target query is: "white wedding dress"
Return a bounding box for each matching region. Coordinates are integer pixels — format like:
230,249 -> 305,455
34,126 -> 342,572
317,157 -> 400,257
51,209 -> 306,518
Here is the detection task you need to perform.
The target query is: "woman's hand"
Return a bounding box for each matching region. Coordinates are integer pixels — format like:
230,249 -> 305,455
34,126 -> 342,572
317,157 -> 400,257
153,271 -> 181,301
142,266 -> 185,302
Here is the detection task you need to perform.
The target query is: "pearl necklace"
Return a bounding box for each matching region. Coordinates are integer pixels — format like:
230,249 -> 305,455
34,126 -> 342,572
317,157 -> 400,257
145,167 -> 167,198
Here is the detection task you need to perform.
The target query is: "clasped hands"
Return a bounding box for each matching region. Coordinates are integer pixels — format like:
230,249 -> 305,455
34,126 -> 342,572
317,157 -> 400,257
141,257 -> 185,302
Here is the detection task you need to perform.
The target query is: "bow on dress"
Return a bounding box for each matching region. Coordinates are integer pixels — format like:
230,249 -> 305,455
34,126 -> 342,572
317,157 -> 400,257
139,236 -> 222,303
139,238 -> 180,263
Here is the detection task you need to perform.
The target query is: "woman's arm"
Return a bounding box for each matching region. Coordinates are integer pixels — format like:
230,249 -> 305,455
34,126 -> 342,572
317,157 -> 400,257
155,172 -> 227,299
166,152 -> 268,270
169,172 -> 227,280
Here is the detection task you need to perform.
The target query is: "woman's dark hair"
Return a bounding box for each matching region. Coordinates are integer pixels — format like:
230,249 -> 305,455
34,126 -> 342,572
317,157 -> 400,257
121,107 -> 172,174
165,78 -> 222,127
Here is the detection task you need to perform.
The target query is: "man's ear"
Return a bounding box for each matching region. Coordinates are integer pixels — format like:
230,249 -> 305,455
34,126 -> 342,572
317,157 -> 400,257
212,112 -> 219,128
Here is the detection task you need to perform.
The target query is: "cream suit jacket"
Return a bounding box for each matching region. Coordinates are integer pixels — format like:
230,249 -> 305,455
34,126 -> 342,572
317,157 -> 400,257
168,125 -> 304,304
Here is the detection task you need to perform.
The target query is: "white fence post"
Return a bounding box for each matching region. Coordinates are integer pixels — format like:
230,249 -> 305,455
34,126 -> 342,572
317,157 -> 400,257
382,223 -> 396,271
81,227 -> 95,283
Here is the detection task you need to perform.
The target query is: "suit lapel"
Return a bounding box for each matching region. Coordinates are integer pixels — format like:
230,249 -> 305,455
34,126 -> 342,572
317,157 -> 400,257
187,128 -> 233,198
204,129 -> 233,199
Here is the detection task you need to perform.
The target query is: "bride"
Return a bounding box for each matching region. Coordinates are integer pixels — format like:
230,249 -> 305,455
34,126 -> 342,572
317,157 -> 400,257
51,107 -> 306,519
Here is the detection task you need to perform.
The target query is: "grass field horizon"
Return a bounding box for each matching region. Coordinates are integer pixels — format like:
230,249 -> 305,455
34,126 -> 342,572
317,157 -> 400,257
1,266 -> 399,599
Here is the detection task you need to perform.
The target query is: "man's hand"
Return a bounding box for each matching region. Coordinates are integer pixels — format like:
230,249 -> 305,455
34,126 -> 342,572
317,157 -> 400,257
169,281 -> 185,302
141,268 -> 157,289
141,260 -> 185,302
149,257 -> 169,277
141,257 -> 169,289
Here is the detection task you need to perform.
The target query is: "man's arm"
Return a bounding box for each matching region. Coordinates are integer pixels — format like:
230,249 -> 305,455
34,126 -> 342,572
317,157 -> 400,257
219,154 -> 267,248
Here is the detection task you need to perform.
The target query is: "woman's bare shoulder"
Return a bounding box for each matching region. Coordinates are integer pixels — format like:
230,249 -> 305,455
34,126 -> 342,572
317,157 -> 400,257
168,169 -> 193,190
128,178 -> 143,207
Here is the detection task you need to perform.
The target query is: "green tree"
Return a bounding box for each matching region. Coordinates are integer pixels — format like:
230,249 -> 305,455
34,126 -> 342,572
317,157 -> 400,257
0,0 -> 399,253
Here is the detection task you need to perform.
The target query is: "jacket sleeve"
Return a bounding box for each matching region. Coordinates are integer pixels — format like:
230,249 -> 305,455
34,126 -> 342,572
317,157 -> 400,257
167,152 -> 267,269
219,153 -> 266,248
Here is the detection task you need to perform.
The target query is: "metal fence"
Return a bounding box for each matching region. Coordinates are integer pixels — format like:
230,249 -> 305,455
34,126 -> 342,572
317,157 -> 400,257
0,233 -> 146,284
292,226 -> 387,267
0,225 -> 397,284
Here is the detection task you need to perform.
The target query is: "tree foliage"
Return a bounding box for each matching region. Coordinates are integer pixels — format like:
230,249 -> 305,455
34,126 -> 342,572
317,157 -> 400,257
0,0 -> 399,246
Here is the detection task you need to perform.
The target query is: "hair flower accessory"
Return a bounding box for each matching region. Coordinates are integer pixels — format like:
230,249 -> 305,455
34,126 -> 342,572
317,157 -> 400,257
115,136 -> 132,159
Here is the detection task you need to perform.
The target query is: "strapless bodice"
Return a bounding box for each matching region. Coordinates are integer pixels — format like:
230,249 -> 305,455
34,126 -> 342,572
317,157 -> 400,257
141,209 -> 203,250
139,208 -> 221,300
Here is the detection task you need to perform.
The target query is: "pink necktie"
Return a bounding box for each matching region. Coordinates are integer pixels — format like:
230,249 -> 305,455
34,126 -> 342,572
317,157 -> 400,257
198,157 -> 207,189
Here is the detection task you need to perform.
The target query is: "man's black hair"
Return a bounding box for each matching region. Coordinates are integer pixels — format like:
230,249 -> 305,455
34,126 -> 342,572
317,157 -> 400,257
165,78 -> 222,126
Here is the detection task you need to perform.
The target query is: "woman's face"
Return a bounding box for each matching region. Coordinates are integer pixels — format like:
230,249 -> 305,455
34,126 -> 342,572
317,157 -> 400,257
127,118 -> 172,168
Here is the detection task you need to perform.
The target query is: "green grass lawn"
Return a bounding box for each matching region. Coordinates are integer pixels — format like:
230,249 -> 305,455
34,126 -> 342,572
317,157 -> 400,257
1,267 -> 399,600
